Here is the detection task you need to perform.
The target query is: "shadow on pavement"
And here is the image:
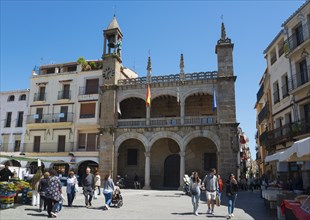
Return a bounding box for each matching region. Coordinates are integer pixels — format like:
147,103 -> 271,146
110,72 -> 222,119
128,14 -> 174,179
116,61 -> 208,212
27,213 -> 48,217
171,212 -> 194,215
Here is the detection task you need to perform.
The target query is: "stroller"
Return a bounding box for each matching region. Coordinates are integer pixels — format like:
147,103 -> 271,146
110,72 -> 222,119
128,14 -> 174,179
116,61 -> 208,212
183,174 -> 191,196
111,186 -> 123,208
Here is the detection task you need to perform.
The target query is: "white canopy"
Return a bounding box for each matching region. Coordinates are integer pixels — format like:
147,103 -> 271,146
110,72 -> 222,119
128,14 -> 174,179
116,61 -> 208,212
265,151 -> 286,162
279,137 -> 310,162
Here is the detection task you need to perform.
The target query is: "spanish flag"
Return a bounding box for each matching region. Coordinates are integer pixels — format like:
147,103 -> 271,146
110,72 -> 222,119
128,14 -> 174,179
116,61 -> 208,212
146,84 -> 151,107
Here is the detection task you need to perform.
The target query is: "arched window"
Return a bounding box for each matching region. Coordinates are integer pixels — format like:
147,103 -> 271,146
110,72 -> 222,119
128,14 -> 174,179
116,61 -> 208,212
7,95 -> 15,102
19,94 -> 26,101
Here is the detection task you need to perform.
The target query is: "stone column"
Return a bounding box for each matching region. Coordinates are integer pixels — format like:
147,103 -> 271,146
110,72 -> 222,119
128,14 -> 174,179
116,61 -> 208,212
146,107 -> 151,126
143,151 -> 151,189
179,151 -> 185,190
180,101 -> 185,125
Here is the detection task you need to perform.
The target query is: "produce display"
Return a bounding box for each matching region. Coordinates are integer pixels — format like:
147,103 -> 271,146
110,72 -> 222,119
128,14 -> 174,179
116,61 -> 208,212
0,179 -> 31,208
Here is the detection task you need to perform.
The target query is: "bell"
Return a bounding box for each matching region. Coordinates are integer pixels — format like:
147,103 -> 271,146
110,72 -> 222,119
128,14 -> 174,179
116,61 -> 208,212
108,35 -> 116,48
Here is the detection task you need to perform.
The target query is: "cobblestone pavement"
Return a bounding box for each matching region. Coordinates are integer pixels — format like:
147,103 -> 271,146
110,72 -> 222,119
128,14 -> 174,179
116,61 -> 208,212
0,188 -> 277,220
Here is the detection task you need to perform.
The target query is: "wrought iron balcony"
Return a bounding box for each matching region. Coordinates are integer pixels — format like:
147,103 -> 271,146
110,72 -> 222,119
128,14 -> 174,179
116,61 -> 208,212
288,65 -> 310,92
57,90 -> 71,100
259,130 -> 268,145
266,119 -> 310,148
284,23 -> 310,56
258,103 -> 269,124
79,86 -> 100,95
26,113 -> 74,124
33,93 -> 46,102
256,84 -> 264,103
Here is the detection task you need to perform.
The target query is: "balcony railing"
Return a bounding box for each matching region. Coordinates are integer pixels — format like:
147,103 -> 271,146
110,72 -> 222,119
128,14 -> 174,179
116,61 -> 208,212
288,65 -> 310,92
284,23 -> 310,55
266,119 -> 310,148
259,130 -> 268,145
118,72 -> 218,85
258,103 -> 269,124
57,90 -> 71,100
256,84 -> 264,103
26,113 -> 74,124
33,93 -> 46,102
79,86 -> 100,95
117,116 -> 217,128
23,142 -> 76,153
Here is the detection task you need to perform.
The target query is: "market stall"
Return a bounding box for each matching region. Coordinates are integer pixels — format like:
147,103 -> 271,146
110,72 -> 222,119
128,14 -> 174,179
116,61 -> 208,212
0,178 -> 31,209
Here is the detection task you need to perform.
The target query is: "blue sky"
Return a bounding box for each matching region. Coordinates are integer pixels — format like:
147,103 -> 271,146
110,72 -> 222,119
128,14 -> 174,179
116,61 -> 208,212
0,1 -> 306,156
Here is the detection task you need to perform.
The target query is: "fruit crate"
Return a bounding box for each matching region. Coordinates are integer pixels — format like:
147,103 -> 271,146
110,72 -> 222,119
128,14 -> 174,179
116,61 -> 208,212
0,203 -> 14,209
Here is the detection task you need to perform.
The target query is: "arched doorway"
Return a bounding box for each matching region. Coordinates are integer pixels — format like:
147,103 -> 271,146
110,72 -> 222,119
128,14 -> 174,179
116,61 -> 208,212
164,154 -> 180,188
78,160 -> 98,185
52,163 -> 70,177
29,161 -> 45,173
1,160 -> 21,167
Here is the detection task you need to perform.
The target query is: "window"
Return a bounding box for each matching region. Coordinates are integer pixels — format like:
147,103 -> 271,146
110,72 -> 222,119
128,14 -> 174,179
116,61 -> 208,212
35,108 -> 43,123
203,153 -> 217,171
281,74 -> 289,98
19,94 -> 26,101
59,106 -> 68,122
14,140 -> 21,152
7,95 -> 15,102
295,24 -> 304,46
63,84 -> 70,99
78,133 -> 97,151
5,112 -> 12,127
278,41 -> 284,57
33,136 -> 41,152
46,68 -> 55,74
127,149 -> 138,165
16,111 -> 23,127
298,60 -> 308,86
303,104 -> 310,123
78,134 -> 86,149
57,136 -> 66,152
85,78 -> 99,94
273,81 -> 280,104
66,65 -> 77,72
80,103 -> 96,118
270,50 -> 277,65
38,87 -> 46,101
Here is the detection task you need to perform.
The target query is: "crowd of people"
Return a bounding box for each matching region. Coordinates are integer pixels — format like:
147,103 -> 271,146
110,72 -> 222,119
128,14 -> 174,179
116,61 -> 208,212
187,169 -> 306,219
23,166 -> 118,218
188,168 -> 238,219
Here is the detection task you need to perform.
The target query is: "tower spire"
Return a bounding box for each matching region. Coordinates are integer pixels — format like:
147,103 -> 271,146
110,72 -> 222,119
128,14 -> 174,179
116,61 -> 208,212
179,53 -> 185,81
147,52 -> 152,83
221,22 -> 226,40
217,21 -> 231,44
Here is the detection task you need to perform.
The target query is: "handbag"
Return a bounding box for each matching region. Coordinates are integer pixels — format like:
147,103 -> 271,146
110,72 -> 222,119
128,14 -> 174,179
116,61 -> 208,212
74,184 -> 79,192
215,194 -> 220,206
191,187 -> 198,195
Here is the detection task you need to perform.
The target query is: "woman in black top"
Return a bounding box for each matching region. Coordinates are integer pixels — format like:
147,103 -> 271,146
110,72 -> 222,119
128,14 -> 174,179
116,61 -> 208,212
38,171 -> 50,212
226,174 -> 238,219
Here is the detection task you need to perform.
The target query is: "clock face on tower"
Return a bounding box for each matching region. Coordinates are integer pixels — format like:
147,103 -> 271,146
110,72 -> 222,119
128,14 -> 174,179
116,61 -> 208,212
102,67 -> 115,80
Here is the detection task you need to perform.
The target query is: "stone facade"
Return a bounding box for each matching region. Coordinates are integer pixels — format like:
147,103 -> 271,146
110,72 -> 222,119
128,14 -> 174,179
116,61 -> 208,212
98,17 -> 239,189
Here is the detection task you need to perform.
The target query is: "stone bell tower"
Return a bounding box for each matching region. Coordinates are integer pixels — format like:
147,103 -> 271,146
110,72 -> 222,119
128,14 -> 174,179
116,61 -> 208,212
99,15 -> 123,178
215,22 -> 237,124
